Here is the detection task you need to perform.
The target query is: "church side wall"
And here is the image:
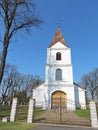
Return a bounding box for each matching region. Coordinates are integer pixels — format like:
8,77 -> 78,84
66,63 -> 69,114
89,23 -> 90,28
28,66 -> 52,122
33,84 -> 86,110
74,85 -> 86,109
78,87 -> 86,109
33,84 -> 46,108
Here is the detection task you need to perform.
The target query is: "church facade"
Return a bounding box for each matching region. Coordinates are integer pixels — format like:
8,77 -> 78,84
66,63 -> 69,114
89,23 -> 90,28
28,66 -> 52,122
33,28 -> 86,110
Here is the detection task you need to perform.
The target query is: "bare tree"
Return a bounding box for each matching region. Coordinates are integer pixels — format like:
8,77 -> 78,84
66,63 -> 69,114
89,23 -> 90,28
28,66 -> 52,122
80,68 -> 98,101
0,64 -> 19,104
0,63 -> 43,105
0,0 -> 43,85
0,64 -> 28,104
24,75 -> 43,98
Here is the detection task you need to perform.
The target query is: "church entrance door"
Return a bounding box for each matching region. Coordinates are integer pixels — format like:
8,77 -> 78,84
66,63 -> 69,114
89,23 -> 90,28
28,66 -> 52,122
51,91 -> 66,109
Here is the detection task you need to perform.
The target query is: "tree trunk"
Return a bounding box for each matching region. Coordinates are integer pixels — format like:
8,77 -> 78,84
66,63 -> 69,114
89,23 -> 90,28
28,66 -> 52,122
0,33 -> 9,85
1,95 -> 6,105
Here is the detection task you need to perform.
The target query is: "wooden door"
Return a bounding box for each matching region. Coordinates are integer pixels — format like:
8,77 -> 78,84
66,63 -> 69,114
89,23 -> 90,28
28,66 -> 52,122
51,91 -> 66,109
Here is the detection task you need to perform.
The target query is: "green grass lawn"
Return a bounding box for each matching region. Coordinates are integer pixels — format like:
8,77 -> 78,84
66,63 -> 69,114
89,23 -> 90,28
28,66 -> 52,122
0,105 -> 11,121
16,106 -> 44,121
0,122 -> 36,130
0,105 -> 44,122
16,105 -> 28,121
34,108 -> 45,116
75,109 -> 90,119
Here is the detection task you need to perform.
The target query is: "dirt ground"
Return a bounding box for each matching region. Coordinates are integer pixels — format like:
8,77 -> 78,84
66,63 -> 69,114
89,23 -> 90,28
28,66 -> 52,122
34,109 -> 91,126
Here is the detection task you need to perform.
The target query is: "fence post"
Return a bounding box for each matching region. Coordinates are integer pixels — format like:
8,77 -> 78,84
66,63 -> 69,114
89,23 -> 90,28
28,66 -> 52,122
10,97 -> 18,122
27,98 -> 35,123
89,101 -> 98,128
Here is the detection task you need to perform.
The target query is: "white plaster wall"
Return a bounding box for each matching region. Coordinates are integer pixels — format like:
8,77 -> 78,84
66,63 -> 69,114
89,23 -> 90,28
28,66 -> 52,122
62,66 -> 73,83
64,66 -> 73,84
33,83 -> 45,107
74,85 -> 86,109
45,42 -> 73,84
33,83 -> 86,110
47,42 -> 71,65
33,83 -> 76,110
78,87 -> 86,109
46,84 -> 75,110
51,42 -> 68,49
45,65 -> 49,83
45,66 -> 73,84
33,41 -> 86,110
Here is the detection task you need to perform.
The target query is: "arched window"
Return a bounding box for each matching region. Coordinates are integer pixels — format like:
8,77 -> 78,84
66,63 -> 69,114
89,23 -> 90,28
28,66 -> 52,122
56,52 -> 61,60
55,69 -> 62,81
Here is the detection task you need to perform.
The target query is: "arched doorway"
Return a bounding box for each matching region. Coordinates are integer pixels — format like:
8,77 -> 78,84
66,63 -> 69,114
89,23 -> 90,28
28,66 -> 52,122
51,91 -> 66,109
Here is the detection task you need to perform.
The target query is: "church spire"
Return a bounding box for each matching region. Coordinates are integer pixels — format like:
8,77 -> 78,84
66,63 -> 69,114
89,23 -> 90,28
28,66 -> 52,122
49,28 -> 69,48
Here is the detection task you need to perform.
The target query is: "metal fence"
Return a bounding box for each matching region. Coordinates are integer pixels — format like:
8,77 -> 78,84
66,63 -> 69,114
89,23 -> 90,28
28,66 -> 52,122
34,99 -> 91,126
16,105 -> 28,122
1,98 -> 98,127
0,105 -> 11,121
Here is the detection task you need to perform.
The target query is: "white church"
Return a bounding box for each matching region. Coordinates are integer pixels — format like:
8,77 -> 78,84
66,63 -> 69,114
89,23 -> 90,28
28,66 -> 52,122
33,28 -> 86,110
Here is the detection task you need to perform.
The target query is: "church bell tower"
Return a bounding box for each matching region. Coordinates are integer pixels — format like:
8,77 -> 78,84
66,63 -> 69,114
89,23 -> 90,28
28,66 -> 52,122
45,28 -> 73,85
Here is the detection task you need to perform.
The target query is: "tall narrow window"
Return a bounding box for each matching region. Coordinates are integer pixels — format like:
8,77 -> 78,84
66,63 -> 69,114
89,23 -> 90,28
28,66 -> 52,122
56,52 -> 61,60
56,69 -> 62,81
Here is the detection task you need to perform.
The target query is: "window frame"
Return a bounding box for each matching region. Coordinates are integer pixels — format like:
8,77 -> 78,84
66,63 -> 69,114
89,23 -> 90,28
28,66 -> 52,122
56,52 -> 61,60
55,68 -> 62,81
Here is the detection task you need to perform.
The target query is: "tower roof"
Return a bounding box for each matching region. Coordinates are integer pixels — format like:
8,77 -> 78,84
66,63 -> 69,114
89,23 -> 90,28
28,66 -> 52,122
49,28 -> 69,48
